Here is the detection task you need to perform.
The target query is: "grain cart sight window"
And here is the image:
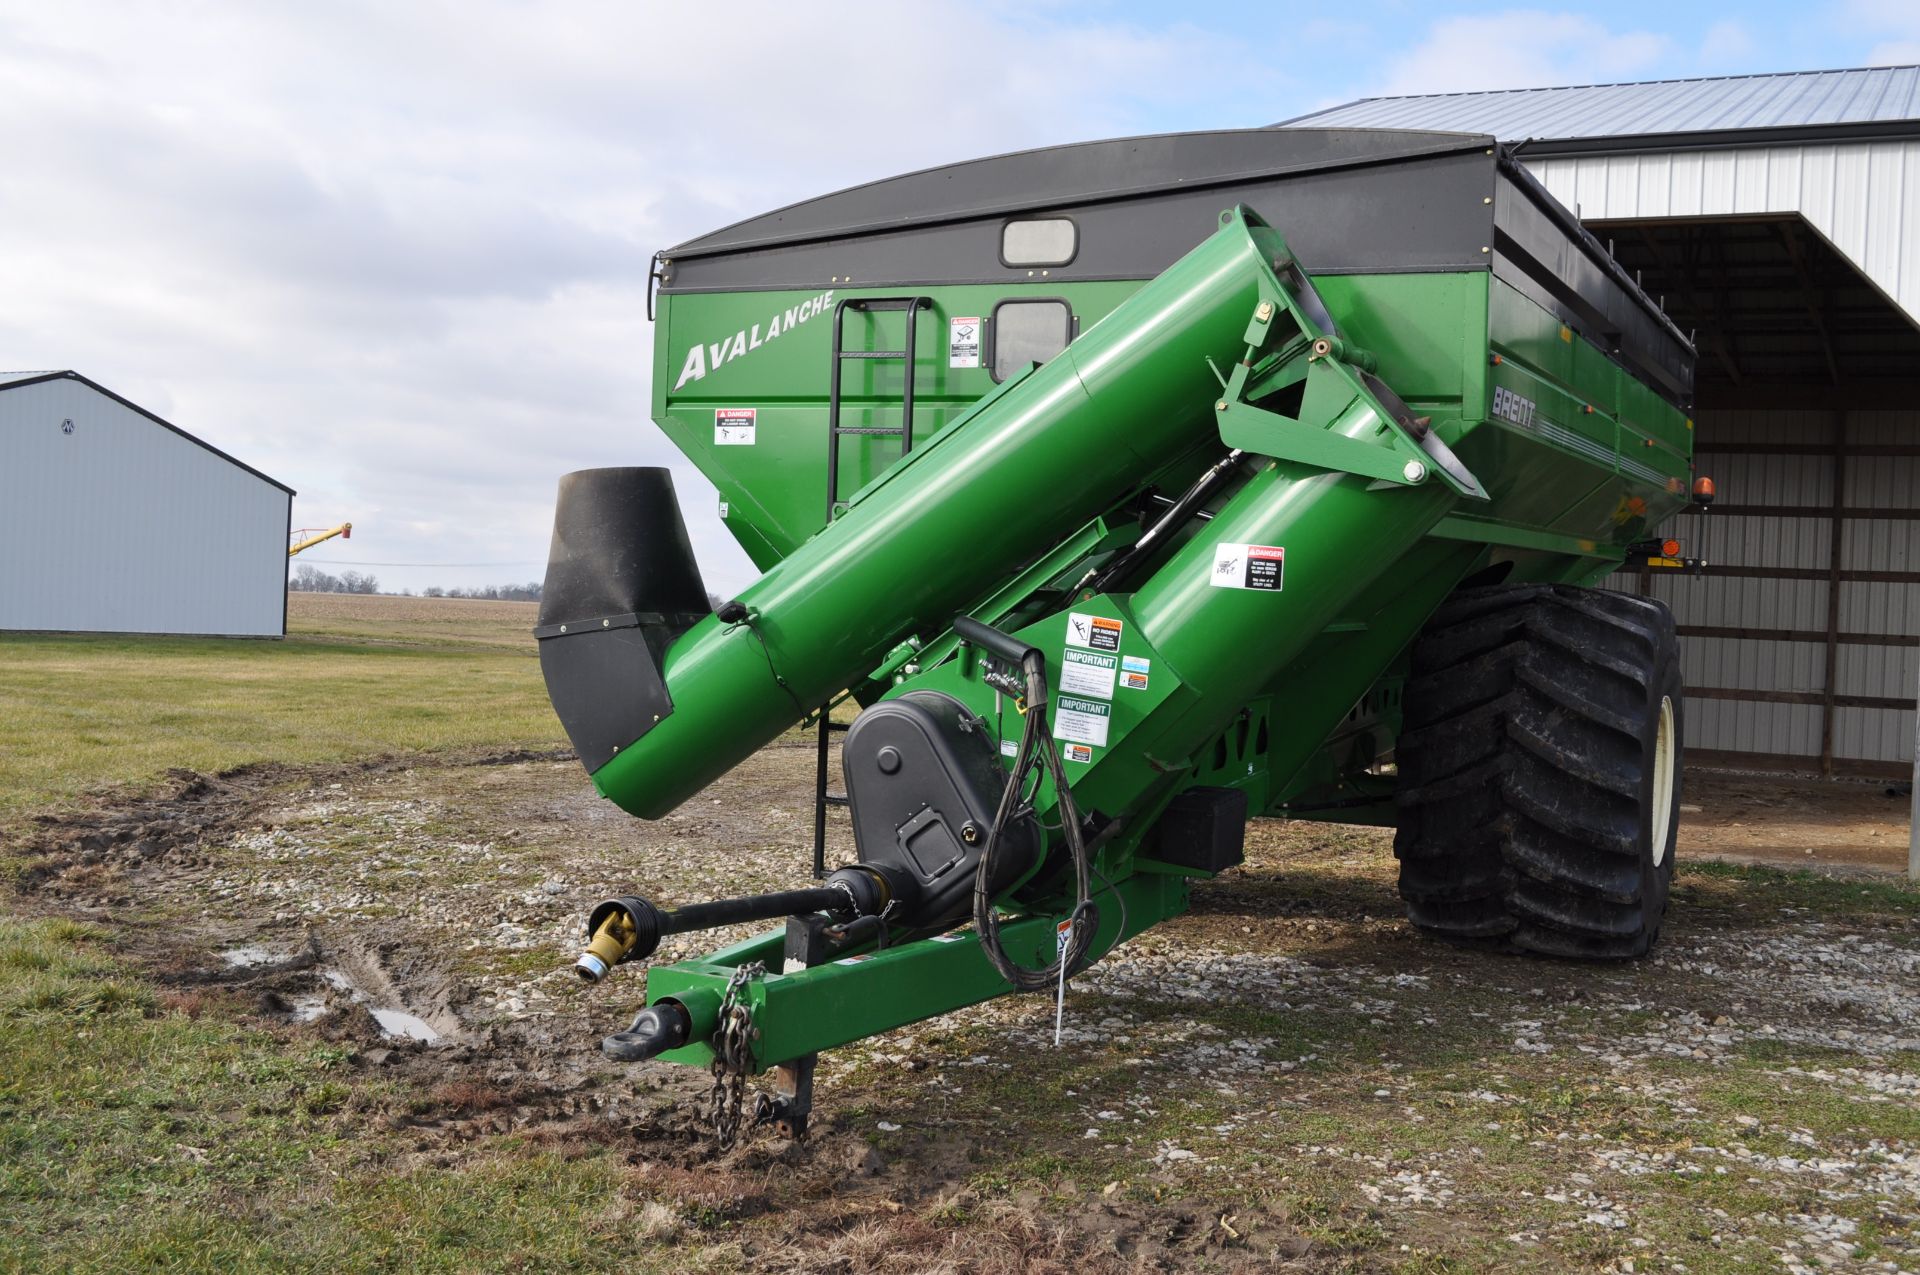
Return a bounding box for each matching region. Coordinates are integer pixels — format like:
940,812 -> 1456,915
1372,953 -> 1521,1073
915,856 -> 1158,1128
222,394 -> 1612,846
990,299 -> 1074,382
1000,217 -> 1077,267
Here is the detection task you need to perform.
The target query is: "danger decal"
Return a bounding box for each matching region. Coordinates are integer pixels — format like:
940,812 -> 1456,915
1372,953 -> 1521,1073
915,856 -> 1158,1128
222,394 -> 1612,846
950,316 -> 981,369
1210,543 -> 1285,591
1066,611 -> 1123,651
714,407 -> 757,446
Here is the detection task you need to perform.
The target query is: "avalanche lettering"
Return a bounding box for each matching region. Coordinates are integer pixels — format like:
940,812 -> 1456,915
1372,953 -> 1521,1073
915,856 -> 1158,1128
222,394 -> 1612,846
673,289 -> 836,391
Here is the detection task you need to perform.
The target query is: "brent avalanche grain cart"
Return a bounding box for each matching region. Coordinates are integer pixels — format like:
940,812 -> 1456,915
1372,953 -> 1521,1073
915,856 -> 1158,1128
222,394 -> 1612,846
537,129 -> 1705,1141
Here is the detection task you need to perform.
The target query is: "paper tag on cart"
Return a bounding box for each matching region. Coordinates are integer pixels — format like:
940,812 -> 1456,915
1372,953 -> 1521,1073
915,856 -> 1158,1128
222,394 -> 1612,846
1054,917 -> 1074,1045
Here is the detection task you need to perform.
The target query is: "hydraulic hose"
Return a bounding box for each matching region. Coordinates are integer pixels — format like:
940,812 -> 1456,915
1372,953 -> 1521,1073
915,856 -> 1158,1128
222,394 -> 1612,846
968,638 -> 1098,993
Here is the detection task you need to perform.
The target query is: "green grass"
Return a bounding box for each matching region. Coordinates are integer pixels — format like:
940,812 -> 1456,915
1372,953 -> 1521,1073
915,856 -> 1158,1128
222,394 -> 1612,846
0,916 -> 701,1274
0,598 -> 564,825
1674,859 -> 1920,919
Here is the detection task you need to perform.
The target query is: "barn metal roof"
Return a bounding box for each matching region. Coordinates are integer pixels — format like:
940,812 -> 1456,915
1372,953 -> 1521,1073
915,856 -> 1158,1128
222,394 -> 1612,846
1279,65 -> 1920,155
0,369 -> 293,495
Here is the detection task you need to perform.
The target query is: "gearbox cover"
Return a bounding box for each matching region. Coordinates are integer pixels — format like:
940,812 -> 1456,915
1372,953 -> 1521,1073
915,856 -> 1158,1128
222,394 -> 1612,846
842,691 -> 1037,929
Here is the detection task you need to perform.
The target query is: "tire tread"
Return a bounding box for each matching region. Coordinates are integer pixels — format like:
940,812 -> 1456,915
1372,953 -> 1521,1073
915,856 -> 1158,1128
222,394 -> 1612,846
1394,583 -> 1678,960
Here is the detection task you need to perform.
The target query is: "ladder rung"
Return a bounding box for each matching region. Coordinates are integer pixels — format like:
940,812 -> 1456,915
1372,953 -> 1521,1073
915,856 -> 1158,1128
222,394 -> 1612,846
839,350 -> 906,360
823,794 -> 850,807
832,427 -> 905,436
827,721 -> 851,733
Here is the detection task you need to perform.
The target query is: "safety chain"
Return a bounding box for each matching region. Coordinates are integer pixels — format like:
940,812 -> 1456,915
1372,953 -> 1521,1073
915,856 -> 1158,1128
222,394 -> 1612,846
707,961 -> 765,1150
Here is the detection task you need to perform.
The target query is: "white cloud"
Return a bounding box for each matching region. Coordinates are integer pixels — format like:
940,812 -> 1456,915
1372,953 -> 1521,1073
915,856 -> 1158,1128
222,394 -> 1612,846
1848,0 -> 1920,65
0,2 -> 1288,595
1700,19 -> 1755,64
1367,10 -> 1669,96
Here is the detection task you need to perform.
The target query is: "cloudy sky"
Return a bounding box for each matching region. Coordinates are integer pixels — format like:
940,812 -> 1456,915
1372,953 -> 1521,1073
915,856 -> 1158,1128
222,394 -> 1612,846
3,1 -> 1914,595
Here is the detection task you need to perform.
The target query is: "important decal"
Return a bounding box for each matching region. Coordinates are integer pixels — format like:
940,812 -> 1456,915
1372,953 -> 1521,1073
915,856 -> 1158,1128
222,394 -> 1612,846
673,290 -> 836,391
1053,695 -> 1111,748
714,407 -> 757,446
1059,648 -> 1117,699
1210,542 -> 1285,591
949,316 -> 981,369
1120,654 -> 1151,691
1066,611 -> 1123,651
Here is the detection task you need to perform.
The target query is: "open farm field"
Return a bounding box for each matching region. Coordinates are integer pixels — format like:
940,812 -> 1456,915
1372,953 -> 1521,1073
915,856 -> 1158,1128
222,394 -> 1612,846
3,594 -> 1917,1272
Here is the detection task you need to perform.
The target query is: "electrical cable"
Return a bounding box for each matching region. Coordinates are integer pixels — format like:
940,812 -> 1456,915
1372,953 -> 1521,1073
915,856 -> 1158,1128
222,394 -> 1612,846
731,617 -> 808,718
1088,863 -> 1130,965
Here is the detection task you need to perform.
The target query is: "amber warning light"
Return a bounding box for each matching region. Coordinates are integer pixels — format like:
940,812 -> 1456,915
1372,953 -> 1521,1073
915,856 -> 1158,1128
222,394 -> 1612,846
1691,476 -> 1715,507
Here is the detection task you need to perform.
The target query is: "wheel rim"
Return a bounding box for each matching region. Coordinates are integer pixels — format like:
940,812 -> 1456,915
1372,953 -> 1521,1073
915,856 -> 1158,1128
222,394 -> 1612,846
1650,695 -> 1676,866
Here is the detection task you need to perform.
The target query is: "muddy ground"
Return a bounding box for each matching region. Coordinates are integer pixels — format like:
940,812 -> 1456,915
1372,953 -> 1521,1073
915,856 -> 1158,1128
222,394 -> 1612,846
14,747 -> 1920,1272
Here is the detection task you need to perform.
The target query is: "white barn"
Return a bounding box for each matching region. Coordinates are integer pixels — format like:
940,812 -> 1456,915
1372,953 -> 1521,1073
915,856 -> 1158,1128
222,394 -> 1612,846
1287,66 -> 1920,781
0,371 -> 293,637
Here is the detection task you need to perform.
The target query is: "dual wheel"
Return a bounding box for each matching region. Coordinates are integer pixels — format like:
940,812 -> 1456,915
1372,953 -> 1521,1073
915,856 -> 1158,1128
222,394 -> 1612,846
1394,584 -> 1682,960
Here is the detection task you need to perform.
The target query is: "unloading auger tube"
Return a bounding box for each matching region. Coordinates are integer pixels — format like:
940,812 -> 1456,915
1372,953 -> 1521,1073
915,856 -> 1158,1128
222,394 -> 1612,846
541,204 -> 1482,1136
532,202 -> 1522,1138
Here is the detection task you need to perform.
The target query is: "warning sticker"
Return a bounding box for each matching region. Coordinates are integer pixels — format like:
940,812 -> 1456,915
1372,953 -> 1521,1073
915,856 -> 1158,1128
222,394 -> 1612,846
1000,738 -> 1018,758
1120,654 -> 1151,691
714,407 -> 757,446
1210,542 -> 1285,590
1066,611 -> 1123,651
717,500 -> 729,518
950,316 -> 981,369
1059,649 -> 1117,699
1063,743 -> 1094,764
1053,695 -> 1111,747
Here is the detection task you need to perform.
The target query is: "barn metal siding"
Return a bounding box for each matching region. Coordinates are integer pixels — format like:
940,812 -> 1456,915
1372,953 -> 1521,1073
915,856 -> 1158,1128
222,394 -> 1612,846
0,377 -> 290,636
1378,132 -> 1918,767
1524,141 -> 1919,324
1611,407 -> 1919,772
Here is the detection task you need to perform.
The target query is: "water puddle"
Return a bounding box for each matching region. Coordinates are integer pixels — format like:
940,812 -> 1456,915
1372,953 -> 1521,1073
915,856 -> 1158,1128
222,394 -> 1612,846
230,945 -> 447,1043
315,967 -> 443,1042
369,1007 -> 440,1042
221,945 -> 280,967
288,993 -> 328,1023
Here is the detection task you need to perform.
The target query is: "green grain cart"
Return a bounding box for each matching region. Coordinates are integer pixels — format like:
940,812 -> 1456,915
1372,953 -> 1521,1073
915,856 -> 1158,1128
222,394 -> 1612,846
537,129 -> 1703,1139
